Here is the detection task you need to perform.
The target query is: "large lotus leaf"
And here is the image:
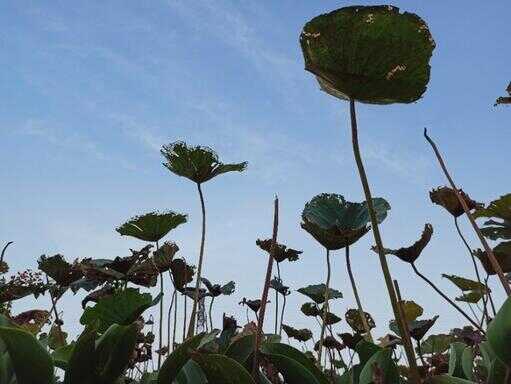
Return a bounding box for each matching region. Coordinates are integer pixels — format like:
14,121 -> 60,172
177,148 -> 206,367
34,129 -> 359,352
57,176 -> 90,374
261,343 -> 330,384
161,141 -> 248,184
425,376 -> 477,384
264,353 -> 321,384
345,308 -> 375,333
175,360 -> 207,384
359,348 -> 399,384
52,342 -> 75,370
430,187 -> 482,218
64,327 -> 97,384
474,242 -> 511,275
479,341 -> 507,384
420,334 -> 455,355
116,211 -> 187,242
300,5 -> 434,104
474,194 -> 511,240
301,194 -> 389,249
38,254 -> 83,286
80,288 -> 161,332
0,326 -> 54,384
256,238 -> 302,263
281,324 -> 313,342
355,339 -> 382,368
192,353 -> 256,384
297,283 -> 343,304
96,323 -> 138,384
380,224 -> 433,264
448,342 -> 469,379
158,333 -> 205,384
225,334 -> 255,364
487,296 -> 511,365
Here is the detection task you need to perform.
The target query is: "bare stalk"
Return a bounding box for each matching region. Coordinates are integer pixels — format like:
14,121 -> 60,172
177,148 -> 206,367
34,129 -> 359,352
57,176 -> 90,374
345,246 -> 373,341
167,289 -> 176,355
252,196 -> 279,379
188,182 -> 207,337
0,241 -> 13,263
424,128 -> 511,295
411,263 -> 484,332
279,293 -> 287,337
208,297 -> 215,331
349,99 -> 420,383
318,248 -> 332,367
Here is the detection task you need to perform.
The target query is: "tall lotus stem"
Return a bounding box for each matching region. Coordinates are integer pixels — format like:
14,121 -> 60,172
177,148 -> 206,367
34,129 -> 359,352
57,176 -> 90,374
188,182 -> 207,337
349,99 -> 419,382
424,128 -> 511,296
172,292 -> 178,350
252,196 -> 278,378
318,248 -> 331,366
183,294 -> 187,341
157,272 -> 164,369
275,262 -> 281,335
279,293 -> 287,337
345,246 -> 373,341
411,263 -> 484,332
208,297 -> 215,331
167,289 -> 176,354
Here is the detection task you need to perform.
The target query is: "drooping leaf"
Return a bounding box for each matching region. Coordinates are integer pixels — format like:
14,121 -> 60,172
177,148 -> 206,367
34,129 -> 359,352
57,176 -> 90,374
443,274 -> 487,304
379,224 -> 433,263
38,254 -> 83,286
300,5 -> 435,104
301,302 -> 321,317
52,342 -> 75,370
80,288 -> 161,332
11,309 -> 50,334
390,315 -> 438,341
487,295 -> 511,365
281,324 -> 313,342
474,194 -> 511,240
301,194 -> 390,250
116,211 -> 187,242
239,298 -> 262,313
0,326 -> 54,384
192,353 -> 256,384
256,238 -> 302,263
323,311 -> 342,325
430,187 -> 482,218
420,334 -> 455,355
345,308 -> 375,333
269,277 -> 290,296
297,283 -> 343,304
201,278 -> 235,297
161,141 -> 248,184
158,333 -> 205,384
455,291 -> 485,304
474,242 -> 511,275
170,259 -> 195,290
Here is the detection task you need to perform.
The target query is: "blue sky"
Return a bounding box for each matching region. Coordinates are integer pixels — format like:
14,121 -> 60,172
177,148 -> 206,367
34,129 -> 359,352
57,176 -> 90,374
1,1 -> 510,342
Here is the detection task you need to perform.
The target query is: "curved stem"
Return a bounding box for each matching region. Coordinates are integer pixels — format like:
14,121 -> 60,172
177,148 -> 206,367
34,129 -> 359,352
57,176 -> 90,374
424,128 -> 511,295
208,297 -> 215,331
188,182 -> 207,337
411,263 -> 484,332
279,294 -> 287,337
167,289 -> 176,355
0,241 -> 13,263
345,246 -> 373,341
318,248 -> 331,367
349,99 -> 420,382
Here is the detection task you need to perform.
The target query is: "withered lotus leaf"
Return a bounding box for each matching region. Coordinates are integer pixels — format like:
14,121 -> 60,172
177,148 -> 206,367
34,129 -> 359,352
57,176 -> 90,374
377,224 -> 433,264
256,239 -> 302,263
474,242 -> 511,275
281,324 -> 313,342
474,194 -> 511,241
390,315 -> 438,341
201,278 -> 235,297
300,5 -> 434,104
399,300 -> 424,322
345,308 -> 376,333
170,258 -> 195,290
38,254 -> 83,287
430,186 -> 482,218
301,302 -> 321,317
238,298 -> 262,313
494,81 -> 511,106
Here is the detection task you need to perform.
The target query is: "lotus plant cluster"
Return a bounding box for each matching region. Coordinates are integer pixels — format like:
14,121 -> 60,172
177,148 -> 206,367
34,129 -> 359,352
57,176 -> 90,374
1,4 -> 511,384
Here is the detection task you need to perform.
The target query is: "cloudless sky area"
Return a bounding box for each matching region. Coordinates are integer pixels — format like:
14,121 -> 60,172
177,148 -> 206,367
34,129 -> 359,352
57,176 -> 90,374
1,1 -> 510,342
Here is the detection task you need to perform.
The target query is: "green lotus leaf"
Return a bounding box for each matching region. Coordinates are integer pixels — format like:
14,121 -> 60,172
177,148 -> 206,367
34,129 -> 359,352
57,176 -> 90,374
192,353 -> 256,384
301,194 -> 389,250
474,194 -> 511,241
297,283 -> 343,304
281,324 -> 313,342
161,141 -> 248,184
175,360 -> 207,384
448,342 -> 469,379
256,238 -> 302,263
158,333 -> 205,384
359,348 -> 399,384
442,274 -> 486,292
430,187 -> 482,218
479,341 -> 507,384
225,334 -> 255,364
116,211 -> 187,242
80,288 -> 161,332
0,326 -> 54,384
379,224 -> 433,264
52,342 -> 75,370
38,254 -> 83,286
420,334 -> 454,355
300,5 -> 435,104
264,353 -> 321,384
474,242 -> 511,275
301,302 -> 321,317
345,309 -> 375,333
487,296 -> 511,365
425,376 -> 477,384
64,327 -> 97,384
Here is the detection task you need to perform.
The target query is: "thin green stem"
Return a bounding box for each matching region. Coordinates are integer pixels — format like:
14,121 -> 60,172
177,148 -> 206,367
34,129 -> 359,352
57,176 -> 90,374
167,289 -> 176,355
349,99 -> 420,383
188,182 -> 207,337
318,248 -> 331,367
208,297 -> 215,331
279,294 -> 287,337
345,246 -> 373,341
156,241 -> 164,370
